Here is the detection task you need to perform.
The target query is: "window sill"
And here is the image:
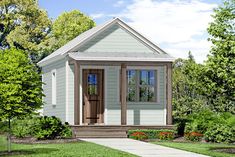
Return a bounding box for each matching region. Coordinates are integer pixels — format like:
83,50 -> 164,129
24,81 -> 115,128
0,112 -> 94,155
127,102 -> 161,105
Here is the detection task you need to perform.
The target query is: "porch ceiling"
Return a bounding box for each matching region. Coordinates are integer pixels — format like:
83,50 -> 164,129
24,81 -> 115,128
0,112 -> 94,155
68,52 -> 174,62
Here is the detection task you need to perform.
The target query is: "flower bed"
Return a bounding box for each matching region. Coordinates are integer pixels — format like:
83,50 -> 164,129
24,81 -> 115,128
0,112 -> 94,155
128,129 -> 175,141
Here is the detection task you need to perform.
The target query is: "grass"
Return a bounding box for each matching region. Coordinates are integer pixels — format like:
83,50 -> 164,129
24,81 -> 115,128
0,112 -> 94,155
0,136 -> 136,157
153,141 -> 235,157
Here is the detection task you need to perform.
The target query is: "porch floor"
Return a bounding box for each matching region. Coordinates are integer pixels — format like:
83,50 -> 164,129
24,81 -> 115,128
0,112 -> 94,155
71,125 -> 174,138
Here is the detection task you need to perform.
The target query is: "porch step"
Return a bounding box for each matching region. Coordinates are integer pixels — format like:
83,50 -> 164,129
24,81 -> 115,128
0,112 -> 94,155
71,125 -> 174,138
72,126 -> 127,138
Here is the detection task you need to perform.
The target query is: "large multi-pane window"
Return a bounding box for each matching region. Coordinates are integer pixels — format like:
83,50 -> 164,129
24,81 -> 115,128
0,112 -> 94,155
127,70 -> 157,102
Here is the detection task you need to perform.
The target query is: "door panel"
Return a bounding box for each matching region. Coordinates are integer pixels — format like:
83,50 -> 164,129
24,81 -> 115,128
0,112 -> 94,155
83,69 -> 104,124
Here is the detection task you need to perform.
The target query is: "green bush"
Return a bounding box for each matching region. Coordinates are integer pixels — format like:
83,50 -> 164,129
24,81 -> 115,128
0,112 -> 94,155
185,109 -> 223,134
128,129 -> 175,140
204,124 -> 235,143
33,116 -> 72,140
184,132 -> 203,141
7,116 -> 72,140
12,118 -> 37,138
129,131 -> 148,140
0,121 -> 8,134
184,110 -> 235,143
159,131 -> 174,140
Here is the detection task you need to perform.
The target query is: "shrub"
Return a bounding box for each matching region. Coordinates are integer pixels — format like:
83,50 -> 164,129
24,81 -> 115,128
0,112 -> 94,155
0,121 -> 8,134
8,116 -> 72,140
184,132 -> 203,141
128,129 -> 175,140
204,124 -> 235,143
129,132 -> 148,140
159,131 -> 174,140
33,116 -> 72,140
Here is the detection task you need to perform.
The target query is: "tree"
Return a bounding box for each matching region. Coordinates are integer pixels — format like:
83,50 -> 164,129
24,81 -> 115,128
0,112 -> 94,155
49,10 -> 95,52
0,48 -> 43,152
0,0 -> 52,63
203,0 -> 235,113
173,52 -> 206,135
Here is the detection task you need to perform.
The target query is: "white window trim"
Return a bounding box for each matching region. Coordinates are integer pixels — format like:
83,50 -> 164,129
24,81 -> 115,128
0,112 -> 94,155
51,69 -> 57,105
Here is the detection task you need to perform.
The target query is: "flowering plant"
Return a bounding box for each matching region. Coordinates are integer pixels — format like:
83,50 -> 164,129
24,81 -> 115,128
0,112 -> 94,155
130,131 -> 148,140
184,132 -> 203,141
158,131 -> 174,140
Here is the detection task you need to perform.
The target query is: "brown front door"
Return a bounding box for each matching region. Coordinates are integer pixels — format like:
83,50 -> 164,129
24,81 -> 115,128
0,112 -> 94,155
82,69 -> 104,124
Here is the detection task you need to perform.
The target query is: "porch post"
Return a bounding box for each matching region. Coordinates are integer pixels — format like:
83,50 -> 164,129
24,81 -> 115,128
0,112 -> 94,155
74,61 -> 80,125
166,62 -> 172,125
121,64 -> 127,125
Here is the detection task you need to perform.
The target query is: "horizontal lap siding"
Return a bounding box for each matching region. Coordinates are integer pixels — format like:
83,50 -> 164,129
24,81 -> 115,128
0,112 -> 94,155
106,66 -> 166,125
77,24 -> 154,53
106,66 -> 121,125
127,66 -> 166,125
42,59 -> 66,122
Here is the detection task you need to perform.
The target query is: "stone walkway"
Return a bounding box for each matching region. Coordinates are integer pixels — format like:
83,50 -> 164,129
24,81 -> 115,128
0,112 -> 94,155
81,138 -> 209,157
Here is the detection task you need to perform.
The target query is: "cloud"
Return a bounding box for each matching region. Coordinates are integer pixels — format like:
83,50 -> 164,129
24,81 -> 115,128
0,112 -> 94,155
114,0 -> 125,7
90,13 -> 104,19
116,0 -> 217,63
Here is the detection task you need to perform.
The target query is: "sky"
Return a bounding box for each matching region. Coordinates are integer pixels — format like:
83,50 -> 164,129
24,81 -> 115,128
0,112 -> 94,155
39,0 -> 222,63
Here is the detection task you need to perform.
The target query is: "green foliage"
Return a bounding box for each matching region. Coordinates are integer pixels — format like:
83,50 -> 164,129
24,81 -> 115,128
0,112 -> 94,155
11,118 -> 37,138
0,121 -> 8,134
185,109 -> 223,134
33,116 -> 72,140
49,10 -> 95,52
172,54 -> 206,135
0,48 -> 43,121
184,132 -> 203,142
202,0 -> 235,113
204,124 -> 235,143
0,0 -> 52,62
185,110 -> 235,143
10,116 -> 72,139
158,131 -> 174,140
128,129 -> 175,140
129,132 -> 148,140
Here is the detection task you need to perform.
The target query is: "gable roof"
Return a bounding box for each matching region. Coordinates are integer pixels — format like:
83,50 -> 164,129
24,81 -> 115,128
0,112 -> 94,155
38,17 -> 174,66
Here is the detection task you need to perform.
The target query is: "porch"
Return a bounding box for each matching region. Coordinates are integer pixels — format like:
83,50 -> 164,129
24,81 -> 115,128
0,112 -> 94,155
69,57 -> 173,127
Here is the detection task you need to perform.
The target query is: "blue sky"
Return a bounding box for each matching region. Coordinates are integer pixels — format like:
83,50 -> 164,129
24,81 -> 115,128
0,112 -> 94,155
39,0 -> 222,63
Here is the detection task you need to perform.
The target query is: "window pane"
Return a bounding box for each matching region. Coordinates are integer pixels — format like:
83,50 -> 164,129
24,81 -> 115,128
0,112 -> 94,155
139,87 -> 155,102
127,70 -> 136,85
127,86 -> 136,102
140,70 -> 155,85
88,85 -> 97,95
88,74 -> 97,95
88,74 -> 97,85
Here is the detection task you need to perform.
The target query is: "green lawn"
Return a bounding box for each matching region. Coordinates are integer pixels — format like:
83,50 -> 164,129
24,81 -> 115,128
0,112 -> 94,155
153,141 -> 235,157
0,136 -> 136,157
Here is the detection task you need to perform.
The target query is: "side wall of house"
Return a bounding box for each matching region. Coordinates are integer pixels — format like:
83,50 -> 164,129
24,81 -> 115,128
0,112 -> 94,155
42,58 -> 67,122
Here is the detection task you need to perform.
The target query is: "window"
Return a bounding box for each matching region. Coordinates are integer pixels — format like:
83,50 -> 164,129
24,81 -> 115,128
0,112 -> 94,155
127,70 -> 156,102
87,74 -> 98,95
51,70 -> 56,105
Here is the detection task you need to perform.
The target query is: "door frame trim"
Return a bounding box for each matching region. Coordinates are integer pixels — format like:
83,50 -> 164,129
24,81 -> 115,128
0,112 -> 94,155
80,66 -> 106,125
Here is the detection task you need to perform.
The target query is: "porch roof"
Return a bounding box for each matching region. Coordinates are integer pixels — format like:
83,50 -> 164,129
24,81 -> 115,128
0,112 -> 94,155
68,52 -> 174,62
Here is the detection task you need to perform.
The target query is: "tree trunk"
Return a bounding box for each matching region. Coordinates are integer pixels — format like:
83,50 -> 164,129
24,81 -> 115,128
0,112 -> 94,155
7,118 -> 11,153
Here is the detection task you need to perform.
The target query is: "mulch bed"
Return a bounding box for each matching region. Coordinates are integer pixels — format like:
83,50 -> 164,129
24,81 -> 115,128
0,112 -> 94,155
11,136 -> 80,144
212,147 -> 235,154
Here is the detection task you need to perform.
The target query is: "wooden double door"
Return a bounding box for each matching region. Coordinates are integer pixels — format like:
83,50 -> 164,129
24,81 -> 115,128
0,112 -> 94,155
82,69 -> 104,125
